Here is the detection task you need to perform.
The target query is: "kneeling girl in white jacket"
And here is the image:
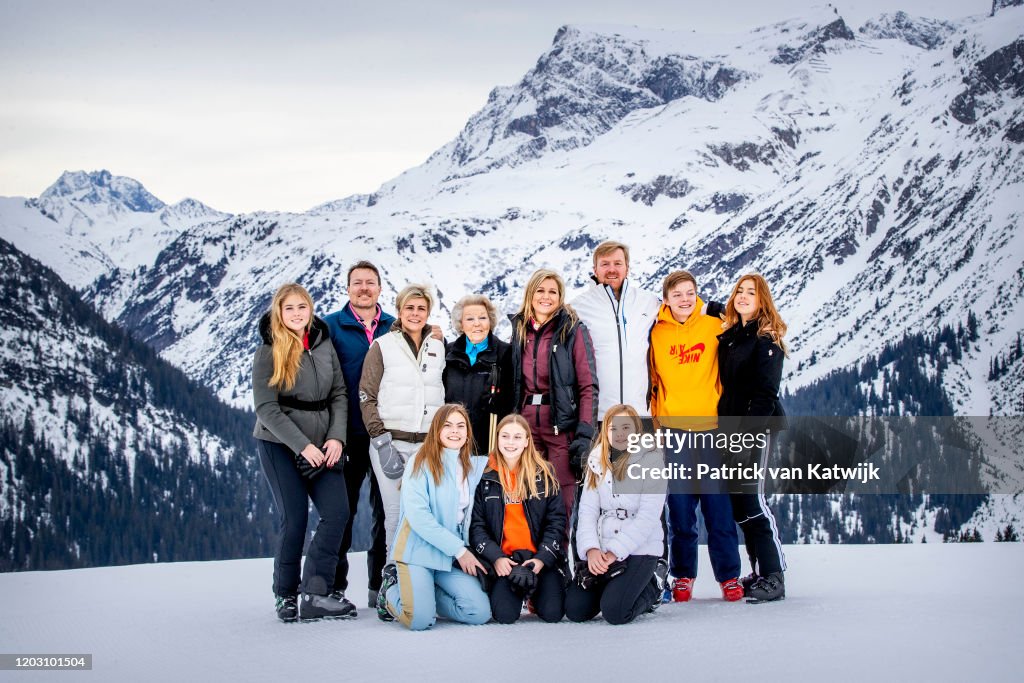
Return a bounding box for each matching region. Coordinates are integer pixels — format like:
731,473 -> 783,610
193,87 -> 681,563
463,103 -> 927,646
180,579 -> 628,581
565,404 -> 667,625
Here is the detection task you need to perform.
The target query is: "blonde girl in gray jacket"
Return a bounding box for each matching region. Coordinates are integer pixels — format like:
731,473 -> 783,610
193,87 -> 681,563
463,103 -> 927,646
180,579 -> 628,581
252,283 -> 354,623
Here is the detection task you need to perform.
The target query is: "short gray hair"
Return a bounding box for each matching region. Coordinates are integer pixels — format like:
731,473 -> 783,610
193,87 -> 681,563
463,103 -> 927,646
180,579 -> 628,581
451,294 -> 497,334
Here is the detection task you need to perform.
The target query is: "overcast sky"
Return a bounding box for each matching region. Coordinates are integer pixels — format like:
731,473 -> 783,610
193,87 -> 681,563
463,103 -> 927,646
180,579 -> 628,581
0,0 -> 988,213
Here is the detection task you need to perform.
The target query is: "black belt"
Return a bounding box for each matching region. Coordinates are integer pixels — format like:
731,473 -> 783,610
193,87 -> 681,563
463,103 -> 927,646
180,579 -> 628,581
278,395 -> 330,411
392,431 -> 428,444
523,393 -> 550,406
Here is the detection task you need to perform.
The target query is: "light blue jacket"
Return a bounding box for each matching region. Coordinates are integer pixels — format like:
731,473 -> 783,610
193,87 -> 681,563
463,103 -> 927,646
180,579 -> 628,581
391,449 -> 488,571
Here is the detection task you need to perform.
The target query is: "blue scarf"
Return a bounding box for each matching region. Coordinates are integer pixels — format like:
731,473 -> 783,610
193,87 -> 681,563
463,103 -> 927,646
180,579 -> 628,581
465,336 -> 489,366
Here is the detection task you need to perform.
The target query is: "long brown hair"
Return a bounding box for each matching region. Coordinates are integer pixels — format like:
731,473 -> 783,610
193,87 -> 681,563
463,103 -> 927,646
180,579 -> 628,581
411,404 -> 475,486
514,268 -> 579,346
722,273 -> 789,354
268,283 -> 314,391
488,414 -> 558,500
586,404 -> 641,489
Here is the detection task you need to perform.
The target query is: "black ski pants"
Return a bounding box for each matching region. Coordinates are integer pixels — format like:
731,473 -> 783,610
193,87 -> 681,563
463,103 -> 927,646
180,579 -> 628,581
565,554 -> 659,625
257,439 -> 349,597
489,566 -> 565,624
729,432 -> 786,576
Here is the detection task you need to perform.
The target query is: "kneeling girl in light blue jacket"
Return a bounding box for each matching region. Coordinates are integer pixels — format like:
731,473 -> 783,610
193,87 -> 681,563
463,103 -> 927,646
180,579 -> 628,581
378,403 -> 491,630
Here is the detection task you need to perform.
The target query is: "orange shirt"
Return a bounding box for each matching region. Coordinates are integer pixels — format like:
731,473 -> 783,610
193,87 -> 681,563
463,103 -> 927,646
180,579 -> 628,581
488,459 -> 537,555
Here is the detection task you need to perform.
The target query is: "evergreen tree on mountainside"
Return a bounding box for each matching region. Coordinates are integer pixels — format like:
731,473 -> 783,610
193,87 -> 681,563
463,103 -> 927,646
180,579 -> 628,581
0,238 -> 275,571
772,320 -> 988,544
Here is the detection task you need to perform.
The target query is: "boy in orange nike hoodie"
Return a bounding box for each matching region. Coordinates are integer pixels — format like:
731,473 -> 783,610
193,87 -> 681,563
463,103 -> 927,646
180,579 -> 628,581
649,271 -> 742,603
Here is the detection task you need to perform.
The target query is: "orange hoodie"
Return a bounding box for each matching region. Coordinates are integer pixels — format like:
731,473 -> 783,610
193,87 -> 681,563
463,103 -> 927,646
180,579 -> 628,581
648,298 -> 722,431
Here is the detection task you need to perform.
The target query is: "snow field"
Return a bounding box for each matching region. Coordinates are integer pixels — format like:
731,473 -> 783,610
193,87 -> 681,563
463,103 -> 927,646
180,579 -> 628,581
1,544 -> 1021,681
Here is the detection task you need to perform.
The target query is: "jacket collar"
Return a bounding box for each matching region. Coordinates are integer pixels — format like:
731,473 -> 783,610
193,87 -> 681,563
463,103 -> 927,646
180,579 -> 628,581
585,443 -> 655,476
720,318 -> 758,340
337,302 -> 396,330
510,307 -> 575,335
600,278 -> 629,304
655,295 -> 706,328
446,332 -> 499,365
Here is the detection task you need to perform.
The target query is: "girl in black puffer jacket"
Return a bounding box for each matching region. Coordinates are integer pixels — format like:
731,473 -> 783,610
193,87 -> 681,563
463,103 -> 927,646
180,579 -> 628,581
717,273 -> 789,603
470,414 -> 567,623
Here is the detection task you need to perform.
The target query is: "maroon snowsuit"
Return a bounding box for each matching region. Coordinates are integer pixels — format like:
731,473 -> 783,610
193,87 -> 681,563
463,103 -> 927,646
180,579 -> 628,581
511,309 -> 599,520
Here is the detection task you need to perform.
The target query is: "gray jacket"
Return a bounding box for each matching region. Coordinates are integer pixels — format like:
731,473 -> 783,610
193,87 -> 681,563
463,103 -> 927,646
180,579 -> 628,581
252,314 -> 348,453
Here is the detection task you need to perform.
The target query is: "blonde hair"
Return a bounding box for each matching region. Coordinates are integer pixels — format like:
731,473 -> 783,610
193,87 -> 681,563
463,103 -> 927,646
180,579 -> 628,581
593,240 -> 630,267
411,404 -> 474,486
451,295 -> 498,334
268,283 -> 314,391
394,283 -> 434,332
488,414 -> 559,500
515,269 -> 579,346
723,273 -> 789,354
586,404 -> 641,489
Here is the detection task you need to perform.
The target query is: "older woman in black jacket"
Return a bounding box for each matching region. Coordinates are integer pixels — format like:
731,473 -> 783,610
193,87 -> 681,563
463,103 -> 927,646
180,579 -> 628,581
443,294 -> 514,454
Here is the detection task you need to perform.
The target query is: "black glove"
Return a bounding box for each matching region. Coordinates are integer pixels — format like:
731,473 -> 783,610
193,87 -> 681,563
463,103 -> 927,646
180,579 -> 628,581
568,434 -> 592,478
293,446 -> 346,480
574,562 -> 598,590
574,559 -> 627,590
457,555 -> 495,593
508,564 -> 538,597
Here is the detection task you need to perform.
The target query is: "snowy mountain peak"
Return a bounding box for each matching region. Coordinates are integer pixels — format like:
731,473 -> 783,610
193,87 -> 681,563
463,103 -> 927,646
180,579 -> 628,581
770,14 -> 856,64
859,12 -> 956,50
379,23 -> 755,200
40,169 -> 165,213
159,197 -> 231,224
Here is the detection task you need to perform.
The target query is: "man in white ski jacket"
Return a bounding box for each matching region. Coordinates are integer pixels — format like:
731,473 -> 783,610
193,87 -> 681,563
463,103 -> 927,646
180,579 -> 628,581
570,241 -> 660,418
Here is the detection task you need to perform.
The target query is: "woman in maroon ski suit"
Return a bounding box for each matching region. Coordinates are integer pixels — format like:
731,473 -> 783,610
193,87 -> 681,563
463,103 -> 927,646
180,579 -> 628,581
509,268 -> 599,519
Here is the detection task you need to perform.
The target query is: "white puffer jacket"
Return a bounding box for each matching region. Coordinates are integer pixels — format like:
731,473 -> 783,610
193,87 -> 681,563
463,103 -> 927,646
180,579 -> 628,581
575,444 -> 667,560
374,329 -> 446,434
571,279 -> 660,416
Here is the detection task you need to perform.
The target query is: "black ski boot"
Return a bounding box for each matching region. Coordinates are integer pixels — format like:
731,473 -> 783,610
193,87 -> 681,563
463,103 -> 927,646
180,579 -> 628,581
740,572 -> 759,596
647,558 -> 670,613
327,590 -> 358,617
377,564 -> 398,622
298,592 -> 358,621
746,572 -> 785,603
275,595 -> 298,623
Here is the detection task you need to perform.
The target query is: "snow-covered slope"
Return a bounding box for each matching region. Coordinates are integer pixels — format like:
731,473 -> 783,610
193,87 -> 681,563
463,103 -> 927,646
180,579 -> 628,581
0,546 -> 1020,681
0,238 -> 274,569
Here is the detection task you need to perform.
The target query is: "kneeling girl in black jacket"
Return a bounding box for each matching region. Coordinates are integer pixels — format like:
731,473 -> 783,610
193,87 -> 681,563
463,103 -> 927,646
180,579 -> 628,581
470,414 -> 567,623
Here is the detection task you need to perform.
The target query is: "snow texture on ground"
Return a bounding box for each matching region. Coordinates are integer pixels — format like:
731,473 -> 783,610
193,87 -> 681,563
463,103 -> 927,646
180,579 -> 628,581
1,545 -> 1021,681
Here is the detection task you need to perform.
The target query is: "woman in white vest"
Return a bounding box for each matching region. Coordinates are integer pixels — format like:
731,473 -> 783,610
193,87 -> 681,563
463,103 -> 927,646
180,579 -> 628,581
359,283 -> 446,553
